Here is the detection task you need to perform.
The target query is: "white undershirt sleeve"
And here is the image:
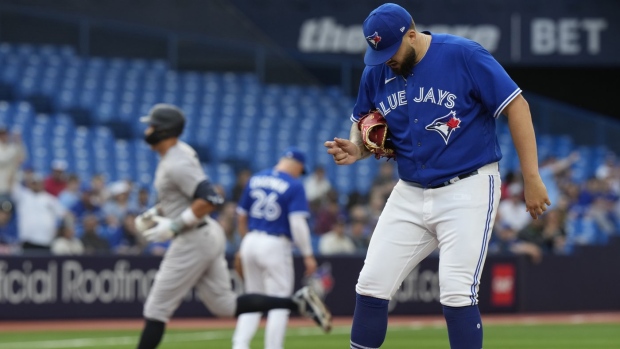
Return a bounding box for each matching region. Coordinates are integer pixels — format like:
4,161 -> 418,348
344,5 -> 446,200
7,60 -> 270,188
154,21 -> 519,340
289,212 -> 313,257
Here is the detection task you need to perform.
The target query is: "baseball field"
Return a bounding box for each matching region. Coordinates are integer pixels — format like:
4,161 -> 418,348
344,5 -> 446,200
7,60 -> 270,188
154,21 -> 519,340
1,313 -> 619,349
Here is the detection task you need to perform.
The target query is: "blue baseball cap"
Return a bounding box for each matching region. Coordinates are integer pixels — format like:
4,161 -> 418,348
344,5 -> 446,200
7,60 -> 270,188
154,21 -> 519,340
363,3 -> 412,66
282,146 -> 306,174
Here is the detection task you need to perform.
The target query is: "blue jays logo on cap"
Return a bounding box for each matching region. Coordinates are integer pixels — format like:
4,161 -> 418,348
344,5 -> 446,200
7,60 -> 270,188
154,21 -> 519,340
362,3 -> 412,66
366,32 -> 382,48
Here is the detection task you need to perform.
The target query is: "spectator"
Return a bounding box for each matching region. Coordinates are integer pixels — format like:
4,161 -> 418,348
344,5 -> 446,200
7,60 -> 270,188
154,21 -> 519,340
565,211 -> 603,248
71,183 -> 102,223
130,186 -> 151,214
367,188 -> 387,230
608,163 -> 620,196
18,163 -> 36,186
348,218 -> 370,253
44,159 -> 69,196
304,165 -> 332,203
58,174 -> 81,209
539,152 -> 580,208
517,214 -> 546,247
347,204 -> 373,251
345,191 -> 368,211
81,214 -> 110,255
115,212 -> 146,255
371,161 -> 397,196
90,174 -> 109,206
500,172 -> 519,200
307,198 -> 322,234
0,199 -> 18,247
319,217 -> 356,255
0,125 -> 26,199
314,192 -> 341,235
588,193 -> 618,240
349,204 -> 370,223
488,212 -> 542,263
576,177 -> 602,208
217,201 -> 241,254
498,182 -> 531,232
12,173 -> 66,254
518,211 -> 568,255
595,154 -> 616,180
102,180 -> 132,222
231,168 -> 252,203
562,182 -> 581,210
540,209 -> 568,254
99,214 -> 124,248
51,222 -> 84,255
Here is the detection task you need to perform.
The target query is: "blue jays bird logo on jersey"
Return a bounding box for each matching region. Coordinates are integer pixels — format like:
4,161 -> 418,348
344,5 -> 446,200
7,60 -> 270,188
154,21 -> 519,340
425,110 -> 461,145
366,32 -> 382,48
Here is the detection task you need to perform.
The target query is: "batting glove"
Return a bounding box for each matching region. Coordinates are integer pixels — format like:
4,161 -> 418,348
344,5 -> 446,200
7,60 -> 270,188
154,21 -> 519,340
135,206 -> 159,233
142,216 -> 182,242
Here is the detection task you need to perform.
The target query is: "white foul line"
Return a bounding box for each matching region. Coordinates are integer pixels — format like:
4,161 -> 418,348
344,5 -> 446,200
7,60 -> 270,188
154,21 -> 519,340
0,331 -> 228,349
0,327 -> 352,349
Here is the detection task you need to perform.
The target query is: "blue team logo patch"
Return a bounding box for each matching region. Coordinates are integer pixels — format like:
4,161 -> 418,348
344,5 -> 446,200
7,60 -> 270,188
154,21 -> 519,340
366,32 -> 382,49
425,110 -> 462,145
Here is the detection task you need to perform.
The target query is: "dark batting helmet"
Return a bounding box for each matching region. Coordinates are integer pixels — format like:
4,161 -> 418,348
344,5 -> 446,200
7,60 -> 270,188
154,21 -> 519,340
140,103 -> 185,145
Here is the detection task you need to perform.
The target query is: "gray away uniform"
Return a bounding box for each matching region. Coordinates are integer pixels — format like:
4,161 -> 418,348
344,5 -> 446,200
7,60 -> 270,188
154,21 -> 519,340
143,141 -> 237,322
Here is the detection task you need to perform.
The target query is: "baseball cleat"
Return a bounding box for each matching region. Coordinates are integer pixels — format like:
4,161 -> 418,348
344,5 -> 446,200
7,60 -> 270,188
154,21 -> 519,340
293,286 -> 332,333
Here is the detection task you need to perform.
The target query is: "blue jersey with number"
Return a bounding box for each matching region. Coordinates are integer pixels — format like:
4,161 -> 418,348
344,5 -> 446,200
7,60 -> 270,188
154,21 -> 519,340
238,169 -> 309,239
352,32 -> 520,187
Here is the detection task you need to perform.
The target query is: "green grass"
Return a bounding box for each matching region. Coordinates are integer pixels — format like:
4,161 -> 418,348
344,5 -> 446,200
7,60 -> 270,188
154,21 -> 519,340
0,323 -> 619,349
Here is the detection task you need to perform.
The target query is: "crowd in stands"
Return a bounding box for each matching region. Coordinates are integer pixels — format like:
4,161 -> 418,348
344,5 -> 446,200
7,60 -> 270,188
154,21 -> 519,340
1,123 -> 619,261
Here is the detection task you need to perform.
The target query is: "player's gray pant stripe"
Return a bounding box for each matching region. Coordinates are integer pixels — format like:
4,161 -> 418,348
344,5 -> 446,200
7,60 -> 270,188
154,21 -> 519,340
470,175 -> 495,305
350,340 -> 378,349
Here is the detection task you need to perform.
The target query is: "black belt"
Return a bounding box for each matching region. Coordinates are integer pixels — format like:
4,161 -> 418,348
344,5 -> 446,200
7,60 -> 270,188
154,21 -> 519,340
407,170 -> 479,189
428,170 -> 479,189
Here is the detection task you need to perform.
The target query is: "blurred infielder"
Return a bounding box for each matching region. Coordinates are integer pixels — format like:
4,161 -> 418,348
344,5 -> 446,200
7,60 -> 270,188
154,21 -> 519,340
325,3 -> 550,349
134,104 -> 331,349
232,147 -> 322,349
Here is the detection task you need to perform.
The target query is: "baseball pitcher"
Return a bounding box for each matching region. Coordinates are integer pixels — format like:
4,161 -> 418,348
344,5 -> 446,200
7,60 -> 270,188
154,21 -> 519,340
135,104 -> 331,349
232,147 -> 319,349
324,3 -> 550,349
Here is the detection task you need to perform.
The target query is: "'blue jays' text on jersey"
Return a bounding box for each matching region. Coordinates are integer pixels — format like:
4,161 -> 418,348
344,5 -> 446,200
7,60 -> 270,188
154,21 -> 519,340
352,32 -> 520,187
237,169 -> 309,239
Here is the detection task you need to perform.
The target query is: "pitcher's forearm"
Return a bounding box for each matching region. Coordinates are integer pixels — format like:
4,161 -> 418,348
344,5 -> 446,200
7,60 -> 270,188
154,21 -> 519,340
504,96 -> 540,180
350,123 -> 372,160
508,115 -> 539,178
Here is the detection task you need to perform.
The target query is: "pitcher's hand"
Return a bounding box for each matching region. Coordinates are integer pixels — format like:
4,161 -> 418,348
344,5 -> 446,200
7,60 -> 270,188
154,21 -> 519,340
324,138 -> 360,165
524,175 -> 551,219
303,256 -> 318,277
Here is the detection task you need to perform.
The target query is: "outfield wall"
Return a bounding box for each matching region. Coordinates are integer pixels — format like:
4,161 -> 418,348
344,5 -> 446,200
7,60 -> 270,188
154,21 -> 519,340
0,242 -> 618,320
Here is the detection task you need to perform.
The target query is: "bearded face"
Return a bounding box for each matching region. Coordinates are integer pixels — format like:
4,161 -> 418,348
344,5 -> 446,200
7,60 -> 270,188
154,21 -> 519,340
388,44 -> 418,77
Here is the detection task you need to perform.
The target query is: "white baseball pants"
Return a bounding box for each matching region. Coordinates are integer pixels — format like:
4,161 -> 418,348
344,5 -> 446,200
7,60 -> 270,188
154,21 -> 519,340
233,232 -> 294,349
143,217 -> 237,322
356,162 -> 501,307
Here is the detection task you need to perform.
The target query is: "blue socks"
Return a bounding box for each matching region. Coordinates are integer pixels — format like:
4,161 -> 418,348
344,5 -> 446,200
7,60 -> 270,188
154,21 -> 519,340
443,305 -> 483,349
350,293 -> 389,349
350,296 -> 483,348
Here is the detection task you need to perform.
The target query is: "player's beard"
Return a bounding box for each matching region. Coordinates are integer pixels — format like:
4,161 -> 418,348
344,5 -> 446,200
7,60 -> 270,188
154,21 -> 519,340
390,46 -> 417,77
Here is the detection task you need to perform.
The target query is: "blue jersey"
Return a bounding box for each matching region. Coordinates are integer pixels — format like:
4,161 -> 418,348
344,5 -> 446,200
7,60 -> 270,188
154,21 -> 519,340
238,169 -> 309,239
352,33 -> 520,187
